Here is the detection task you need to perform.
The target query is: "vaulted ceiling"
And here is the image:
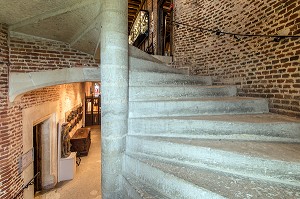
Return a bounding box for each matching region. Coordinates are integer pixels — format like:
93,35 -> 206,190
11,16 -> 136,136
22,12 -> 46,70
0,0 -> 143,57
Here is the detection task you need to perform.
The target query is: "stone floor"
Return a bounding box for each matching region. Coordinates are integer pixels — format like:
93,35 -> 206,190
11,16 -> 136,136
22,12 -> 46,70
35,125 -> 101,199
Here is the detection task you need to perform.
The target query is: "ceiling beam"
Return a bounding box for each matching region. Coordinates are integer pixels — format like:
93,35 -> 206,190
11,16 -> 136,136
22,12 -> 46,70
9,0 -> 98,31
129,0 -> 142,3
129,2 -> 140,6
129,7 -> 139,10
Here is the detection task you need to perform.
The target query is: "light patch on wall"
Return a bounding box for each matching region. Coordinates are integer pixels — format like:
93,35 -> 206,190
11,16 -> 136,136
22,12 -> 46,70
19,148 -> 34,174
277,28 -> 290,36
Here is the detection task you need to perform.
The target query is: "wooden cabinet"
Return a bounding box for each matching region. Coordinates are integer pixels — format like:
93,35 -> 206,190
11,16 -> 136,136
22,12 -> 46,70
70,128 -> 91,156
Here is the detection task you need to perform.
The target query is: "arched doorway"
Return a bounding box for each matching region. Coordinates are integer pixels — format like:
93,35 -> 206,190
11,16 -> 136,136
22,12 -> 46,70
17,81 -> 101,199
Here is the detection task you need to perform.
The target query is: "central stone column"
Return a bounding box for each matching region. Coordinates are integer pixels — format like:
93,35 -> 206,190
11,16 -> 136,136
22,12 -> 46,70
100,0 -> 128,198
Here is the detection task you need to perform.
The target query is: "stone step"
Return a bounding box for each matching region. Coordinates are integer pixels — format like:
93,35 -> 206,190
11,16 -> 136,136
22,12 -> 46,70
129,97 -> 269,118
128,113 -> 300,142
129,85 -> 237,101
123,175 -> 170,199
124,155 -> 225,199
129,57 -> 185,74
125,153 -> 300,199
126,136 -> 300,187
129,71 -> 212,86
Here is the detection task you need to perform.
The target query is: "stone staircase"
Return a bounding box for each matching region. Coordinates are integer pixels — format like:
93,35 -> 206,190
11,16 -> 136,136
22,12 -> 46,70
123,57 -> 300,199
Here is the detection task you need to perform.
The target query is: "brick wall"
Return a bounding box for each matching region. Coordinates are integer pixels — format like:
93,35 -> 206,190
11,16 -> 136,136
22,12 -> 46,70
173,0 -> 300,117
0,23 -> 23,199
9,34 -> 99,73
0,23 -> 95,198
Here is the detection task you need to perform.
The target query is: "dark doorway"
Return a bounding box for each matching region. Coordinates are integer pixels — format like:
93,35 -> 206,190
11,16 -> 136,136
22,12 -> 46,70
33,123 -> 42,194
157,0 -> 172,56
85,95 -> 101,126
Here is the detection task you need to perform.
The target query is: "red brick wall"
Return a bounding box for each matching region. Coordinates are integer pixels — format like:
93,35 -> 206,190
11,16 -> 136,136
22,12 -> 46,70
0,24 -> 22,198
0,23 -> 23,199
173,0 -> 300,117
9,35 -> 99,73
0,24 -> 94,198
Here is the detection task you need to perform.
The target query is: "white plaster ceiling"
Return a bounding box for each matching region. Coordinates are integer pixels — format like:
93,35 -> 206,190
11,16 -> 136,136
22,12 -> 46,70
0,0 -> 101,56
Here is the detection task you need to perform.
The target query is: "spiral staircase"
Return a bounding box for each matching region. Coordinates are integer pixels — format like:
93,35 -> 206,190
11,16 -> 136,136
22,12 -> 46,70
123,54 -> 300,199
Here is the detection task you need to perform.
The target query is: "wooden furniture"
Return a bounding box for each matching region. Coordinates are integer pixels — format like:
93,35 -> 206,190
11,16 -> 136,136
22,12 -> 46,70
70,128 -> 91,156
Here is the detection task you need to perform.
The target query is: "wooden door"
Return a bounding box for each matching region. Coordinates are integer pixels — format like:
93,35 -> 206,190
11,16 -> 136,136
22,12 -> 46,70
92,97 -> 100,125
33,124 -> 42,193
85,97 -> 93,126
85,96 -> 101,126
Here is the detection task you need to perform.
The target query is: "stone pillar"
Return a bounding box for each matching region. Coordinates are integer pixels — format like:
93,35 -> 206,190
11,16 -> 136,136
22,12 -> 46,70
100,0 -> 128,198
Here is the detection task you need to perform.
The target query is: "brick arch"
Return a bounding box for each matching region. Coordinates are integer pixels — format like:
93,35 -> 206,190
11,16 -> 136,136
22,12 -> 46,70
9,67 -> 100,102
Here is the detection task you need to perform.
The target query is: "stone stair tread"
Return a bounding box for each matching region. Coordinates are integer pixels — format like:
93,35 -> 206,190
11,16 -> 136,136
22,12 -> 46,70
123,175 -> 170,199
130,65 -> 185,75
129,96 -> 269,118
132,136 -> 300,163
129,113 -> 300,123
127,153 -> 300,199
128,113 -> 300,142
130,70 -> 190,75
131,96 -> 265,102
129,57 -> 185,74
130,67 -> 184,75
129,85 -> 238,101
129,71 -> 213,86
125,155 -> 226,199
129,70 -> 210,78
130,85 -> 235,88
